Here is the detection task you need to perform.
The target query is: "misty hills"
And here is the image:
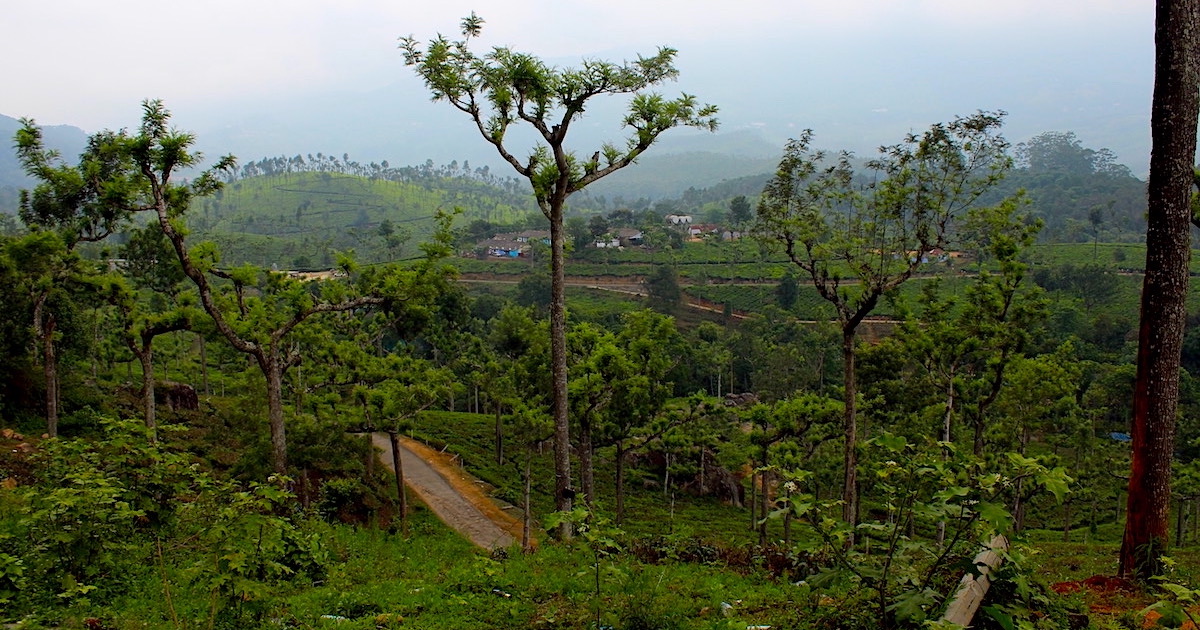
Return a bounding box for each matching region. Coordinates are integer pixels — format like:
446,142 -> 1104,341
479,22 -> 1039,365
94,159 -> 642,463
0,114 -> 89,213
0,114 -> 89,188
0,112 -> 781,214
0,111 -> 1151,260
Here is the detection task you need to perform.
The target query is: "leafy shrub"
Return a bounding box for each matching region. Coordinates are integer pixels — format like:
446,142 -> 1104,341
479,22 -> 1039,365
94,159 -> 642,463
776,434 -> 1071,629
11,418 -> 206,611
317,477 -> 382,524
182,478 -> 330,628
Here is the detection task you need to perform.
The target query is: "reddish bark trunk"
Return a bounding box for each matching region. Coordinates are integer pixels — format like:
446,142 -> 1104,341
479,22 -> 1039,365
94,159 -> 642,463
1119,0 -> 1200,580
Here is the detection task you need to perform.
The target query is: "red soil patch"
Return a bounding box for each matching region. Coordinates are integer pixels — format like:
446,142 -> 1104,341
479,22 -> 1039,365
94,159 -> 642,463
1052,575 -> 1198,628
1052,574 -> 1139,596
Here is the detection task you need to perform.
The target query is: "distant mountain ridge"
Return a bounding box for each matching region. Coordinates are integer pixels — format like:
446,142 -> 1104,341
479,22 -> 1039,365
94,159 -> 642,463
0,114 -> 89,187
586,150 -> 780,202
0,114 -> 89,214
2,110 -> 1149,247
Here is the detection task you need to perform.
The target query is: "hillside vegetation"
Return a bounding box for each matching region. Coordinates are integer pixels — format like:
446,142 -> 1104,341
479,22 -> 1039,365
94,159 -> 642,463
190,170 -> 543,267
6,109 -> 1198,630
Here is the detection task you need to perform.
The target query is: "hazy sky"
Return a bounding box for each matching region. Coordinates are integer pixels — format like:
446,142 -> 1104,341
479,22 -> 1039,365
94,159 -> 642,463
2,0 -> 1156,173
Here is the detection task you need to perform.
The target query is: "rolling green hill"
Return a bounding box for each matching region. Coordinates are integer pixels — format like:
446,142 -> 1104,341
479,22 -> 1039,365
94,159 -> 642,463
188,171 -> 546,267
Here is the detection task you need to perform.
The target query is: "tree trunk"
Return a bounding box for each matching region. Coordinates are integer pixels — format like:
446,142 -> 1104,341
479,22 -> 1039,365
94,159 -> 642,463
937,370 -> 955,546
265,357 -> 289,475
750,472 -> 758,531
1013,429 -> 1031,533
365,435 -> 375,478
615,443 -> 628,524
1120,0 -> 1200,580
495,402 -> 504,465
91,309 -> 100,381
759,469 -> 770,547
580,413 -> 594,508
390,432 -> 408,531
549,202 -> 573,538
943,371 -> 955,443
294,362 -> 304,411
1175,498 -> 1185,545
199,333 -> 209,396
841,328 -> 859,532
42,312 -> 58,438
137,344 -> 157,434
1193,500 -> 1199,543
523,449 -> 534,554
1013,477 -> 1027,533
663,452 -> 671,496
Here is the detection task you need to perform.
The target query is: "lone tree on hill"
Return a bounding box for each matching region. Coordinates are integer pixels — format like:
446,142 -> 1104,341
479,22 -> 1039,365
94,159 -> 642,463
1120,0 -> 1200,580
753,113 -> 1014,536
401,13 -> 718,536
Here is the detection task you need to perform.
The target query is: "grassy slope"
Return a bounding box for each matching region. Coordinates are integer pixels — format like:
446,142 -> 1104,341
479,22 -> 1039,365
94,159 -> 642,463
189,172 -> 539,267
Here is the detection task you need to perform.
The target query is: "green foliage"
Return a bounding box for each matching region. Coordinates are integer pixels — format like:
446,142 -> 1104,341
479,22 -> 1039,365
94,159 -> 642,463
1141,574 -> 1200,629
644,264 -> 683,314
777,434 -> 1071,629
400,13 -> 717,215
776,270 -> 799,310
977,545 -> 1085,630
0,552 -> 25,608
195,171 -> 537,267
754,112 -> 1013,329
183,478 -> 329,627
7,418 -> 203,611
991,131 -> 1147,242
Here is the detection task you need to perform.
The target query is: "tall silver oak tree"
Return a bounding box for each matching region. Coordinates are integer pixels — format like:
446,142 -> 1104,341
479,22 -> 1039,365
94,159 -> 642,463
93,101 -> 442,474
401,14 -> 717,536
754,113 -> 1013,536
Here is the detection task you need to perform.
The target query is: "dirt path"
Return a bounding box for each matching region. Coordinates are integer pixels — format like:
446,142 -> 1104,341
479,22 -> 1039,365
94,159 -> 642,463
372,433 -> 522,550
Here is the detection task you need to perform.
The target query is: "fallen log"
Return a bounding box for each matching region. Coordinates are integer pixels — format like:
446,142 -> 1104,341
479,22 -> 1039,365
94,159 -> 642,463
940,535 -> 1009,627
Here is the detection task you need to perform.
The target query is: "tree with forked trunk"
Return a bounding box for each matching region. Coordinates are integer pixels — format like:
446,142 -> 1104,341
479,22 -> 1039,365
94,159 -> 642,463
401,14 -> 717,537
754,114 -> 1014,537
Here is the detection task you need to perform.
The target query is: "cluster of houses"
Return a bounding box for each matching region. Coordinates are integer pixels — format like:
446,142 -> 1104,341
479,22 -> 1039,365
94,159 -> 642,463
592,228 -> 645,249
475,214 -> 751,259
666,214 -> 745,242
477,230 -> 552,258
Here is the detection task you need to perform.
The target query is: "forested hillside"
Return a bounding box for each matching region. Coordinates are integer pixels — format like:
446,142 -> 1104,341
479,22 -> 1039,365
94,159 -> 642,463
995,131 -> 1149,242
130,129 -> 1151,271
650,130 -> 1151,244
185,156 -> 581,266
1,96 -> 1196,630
